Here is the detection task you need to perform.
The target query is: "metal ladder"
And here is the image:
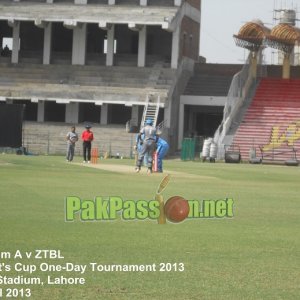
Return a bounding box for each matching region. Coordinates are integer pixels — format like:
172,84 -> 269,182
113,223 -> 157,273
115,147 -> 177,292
140,93 -> 160,130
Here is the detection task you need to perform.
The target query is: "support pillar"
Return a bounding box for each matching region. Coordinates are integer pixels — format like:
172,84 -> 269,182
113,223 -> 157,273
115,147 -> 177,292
174,0 -> 182,6
171,26 -> 180,69
8,20 -> 20,64
138,26 -> 147,67
35,20 -> 52,65
65,102 -> 79,124
43,23 -> 52,65
250,51 -> 257,79
178,103 -> 184,149
140,0 -> 147,6
131,105 -> 139,126
37,101 -> 45,122
282,54 -> 291,79
106,25 -> 115,66
46,0 -> 53,3
100,104 -> 108,125
72,24 -> 87,65
108,0 -> 115,4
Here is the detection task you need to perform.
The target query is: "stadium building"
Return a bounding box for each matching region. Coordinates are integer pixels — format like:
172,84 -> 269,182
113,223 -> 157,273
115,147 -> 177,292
213,10 -> 300,163
1,1 -> 300,164
0,0 -> 201,156
179,7 -> 300,164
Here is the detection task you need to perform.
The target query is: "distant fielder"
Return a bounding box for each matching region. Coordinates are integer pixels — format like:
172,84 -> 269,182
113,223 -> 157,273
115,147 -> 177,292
66,126 -> 78,162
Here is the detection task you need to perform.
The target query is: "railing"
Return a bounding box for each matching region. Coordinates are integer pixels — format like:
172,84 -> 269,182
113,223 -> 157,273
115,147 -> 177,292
259,145 -> 297,161
23,129 -> 136,158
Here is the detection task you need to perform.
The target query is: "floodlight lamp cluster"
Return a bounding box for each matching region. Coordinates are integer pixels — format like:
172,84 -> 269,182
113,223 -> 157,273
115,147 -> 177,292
234,20 -> 300,54
233,35 -> 264,52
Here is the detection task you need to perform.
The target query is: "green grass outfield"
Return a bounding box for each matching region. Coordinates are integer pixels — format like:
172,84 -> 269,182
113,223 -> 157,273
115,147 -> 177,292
0,154 -> 299,300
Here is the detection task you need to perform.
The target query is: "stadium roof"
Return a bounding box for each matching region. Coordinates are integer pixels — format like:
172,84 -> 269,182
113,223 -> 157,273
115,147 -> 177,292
0,2 -> 179,30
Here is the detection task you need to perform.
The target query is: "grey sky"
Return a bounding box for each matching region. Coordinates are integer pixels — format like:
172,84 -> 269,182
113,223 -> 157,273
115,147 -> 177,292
200,0 -> 300,64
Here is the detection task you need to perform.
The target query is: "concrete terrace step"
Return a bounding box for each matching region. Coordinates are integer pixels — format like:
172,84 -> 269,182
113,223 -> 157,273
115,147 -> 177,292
244,112 -> 300,117
234,135 -> 274,140
236,128 -> 273,133
234,137 -> 272,143
253,96 -> 300,100
259,82 -> 300,87
253,101 -> 300,106
240,121 -> 299,126
0,77 -> 150,88
243,116 -> 300,122
183,63 -> 241,96
193,63 -> 243,76
244,109 -> 300,114
0,83 -> 169,104
248,104 -> 300,108
265,65 -> 300,78
255,94 -> 300,97
0,63 -> 175,102
0,63 -> 174,76
255,91 -> 300,95
252,88 -> 300,91
242,121 -> 300,126
184,75 -> 232,96
253,95 -> 300,99
243,115 -> 299,120
0,65 -> 154,77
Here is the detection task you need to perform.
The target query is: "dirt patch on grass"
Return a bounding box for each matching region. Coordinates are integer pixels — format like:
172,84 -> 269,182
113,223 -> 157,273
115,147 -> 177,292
75,162 -> 216,180
0,160 -> 12,166
75,162 -> 136,173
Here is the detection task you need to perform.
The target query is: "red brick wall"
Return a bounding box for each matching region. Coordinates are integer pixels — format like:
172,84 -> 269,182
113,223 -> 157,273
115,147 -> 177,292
179,16 -> 200,61
185,0 -> 201,10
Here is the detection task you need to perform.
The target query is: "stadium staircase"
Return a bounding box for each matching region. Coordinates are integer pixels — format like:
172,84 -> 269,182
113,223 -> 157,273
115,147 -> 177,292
231,78 -> 300,162
140,94 -> 160,129
125,92 -> 161,133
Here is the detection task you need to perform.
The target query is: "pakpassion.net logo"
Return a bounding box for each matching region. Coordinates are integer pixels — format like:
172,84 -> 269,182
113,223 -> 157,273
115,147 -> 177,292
65,175 -> 234,224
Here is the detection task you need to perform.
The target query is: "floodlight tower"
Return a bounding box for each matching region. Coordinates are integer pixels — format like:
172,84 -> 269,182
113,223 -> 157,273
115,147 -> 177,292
233,20 -> 271,79
270,6 -> 300,67
265,21 -> 300,78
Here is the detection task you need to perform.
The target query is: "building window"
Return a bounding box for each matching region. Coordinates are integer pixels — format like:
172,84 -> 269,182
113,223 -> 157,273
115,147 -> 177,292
79,103 -> 101,123
13,100 -> 37,122
108,104 -> 131,125
44,101 -> 66,122
103,39 -> 117,54
2,37 -> 13,50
